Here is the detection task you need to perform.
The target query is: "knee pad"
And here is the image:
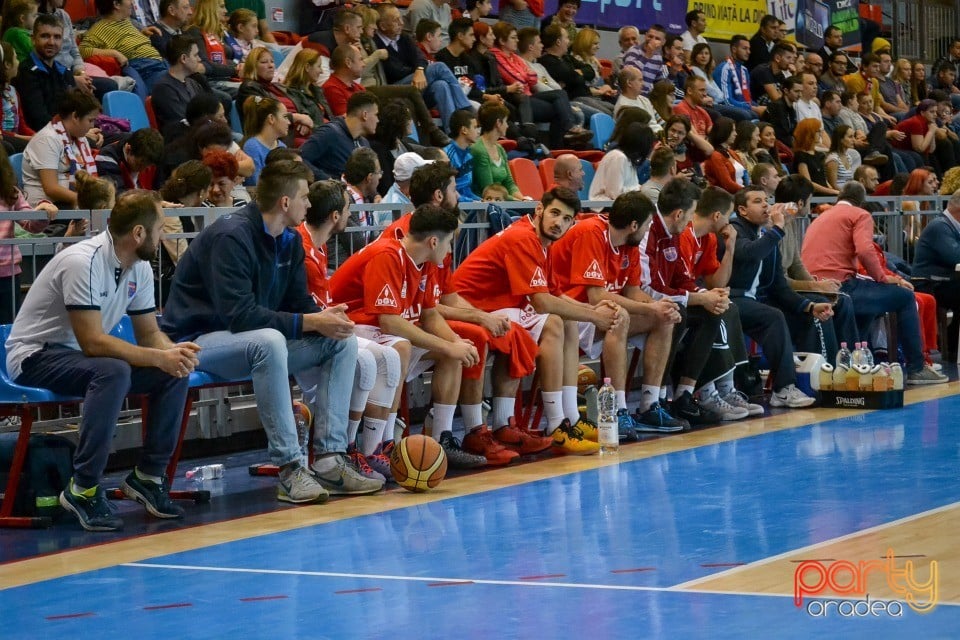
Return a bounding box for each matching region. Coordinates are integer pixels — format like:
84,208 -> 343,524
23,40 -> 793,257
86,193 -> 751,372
354,348 -> 377,392
376,343 -> 402,389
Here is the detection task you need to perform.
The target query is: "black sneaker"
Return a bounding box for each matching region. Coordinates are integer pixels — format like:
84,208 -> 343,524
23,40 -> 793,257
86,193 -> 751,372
121,471 -> 185,519
634,402 -> 689,433
438,431 -> 487,469
671,391 -> 721,427
60,485 -> 124,531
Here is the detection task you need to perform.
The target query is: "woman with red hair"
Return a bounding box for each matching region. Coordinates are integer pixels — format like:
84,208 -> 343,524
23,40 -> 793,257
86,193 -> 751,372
902,167 -> 939,249
201,149 -> 247,208
793,118 -> 838,196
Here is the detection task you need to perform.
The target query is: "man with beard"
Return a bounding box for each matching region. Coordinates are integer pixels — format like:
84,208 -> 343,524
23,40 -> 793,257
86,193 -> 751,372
550,191 -> 686,436
454,187 -> 622,454
5,190 -> 197,531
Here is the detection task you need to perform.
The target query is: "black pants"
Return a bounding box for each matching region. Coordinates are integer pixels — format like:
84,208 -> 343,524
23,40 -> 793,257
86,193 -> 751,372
0,273 -> 20,325
785,293 -> 859,363
509,90 -> 577,148
733,296 -> 797,391
667,304 -> 738,387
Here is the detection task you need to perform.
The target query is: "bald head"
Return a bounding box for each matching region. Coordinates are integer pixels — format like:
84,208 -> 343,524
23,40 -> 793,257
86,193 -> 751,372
618,65 -> 643,97
553,154 -> 585,192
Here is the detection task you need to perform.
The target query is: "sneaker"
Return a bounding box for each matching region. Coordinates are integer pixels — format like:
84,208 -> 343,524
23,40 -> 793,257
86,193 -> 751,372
769,383 -> 816,408
698,389 -> 750,421
722,389 -> 765,416
60,484 -> 124,532
906,366 -> 949,385
551,419 -> 600,455
575,416 -> 599,442
439,430 -> 489,468
616,409 -> 640,442
366,443 -> 393,480
121,471 -> 185,519
346,446 -> 386,483
862,151 -> 889,166
461,427 -> 519,466
493,420 -> 554,454
671,390 -> 721,427
310,454 -> 384,495
633,403 -> 688,433
278,464 -> 330,503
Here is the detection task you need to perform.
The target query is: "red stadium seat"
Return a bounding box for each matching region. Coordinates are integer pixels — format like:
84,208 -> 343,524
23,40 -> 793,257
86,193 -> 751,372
144,96 -> 158,130
509,158 -> 544,200
538,157 -> 555,190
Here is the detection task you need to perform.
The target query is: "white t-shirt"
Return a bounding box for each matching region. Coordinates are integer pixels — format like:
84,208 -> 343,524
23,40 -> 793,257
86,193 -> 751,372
22,122 -> 74,206
680,31 -> 707,52
5,231 -> 156,380
614,94 -> 663,133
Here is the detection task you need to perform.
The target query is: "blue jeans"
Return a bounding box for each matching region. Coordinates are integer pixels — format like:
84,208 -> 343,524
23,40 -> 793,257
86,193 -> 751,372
840,278 -> 924,373
193,329 -> 358,466
16,345 -> 190,489
127,57 -> 168,97
498,6 -> 539,28
401,63 -> 473,130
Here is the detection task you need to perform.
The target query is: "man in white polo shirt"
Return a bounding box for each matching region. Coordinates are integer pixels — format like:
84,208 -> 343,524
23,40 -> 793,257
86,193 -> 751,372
5,190 -> 200,532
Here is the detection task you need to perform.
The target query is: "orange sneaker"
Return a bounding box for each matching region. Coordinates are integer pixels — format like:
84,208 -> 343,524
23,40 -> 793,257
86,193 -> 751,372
463,426 -> 520,466
493,419 -> 554,455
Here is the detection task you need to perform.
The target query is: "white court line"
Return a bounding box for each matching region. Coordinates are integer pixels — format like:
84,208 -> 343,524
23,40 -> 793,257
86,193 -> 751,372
121,562 -> 960,607
670,501 -> 960,591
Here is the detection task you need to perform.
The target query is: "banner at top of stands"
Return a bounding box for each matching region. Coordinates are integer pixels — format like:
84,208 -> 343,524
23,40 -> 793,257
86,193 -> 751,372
540,0 -> 687,33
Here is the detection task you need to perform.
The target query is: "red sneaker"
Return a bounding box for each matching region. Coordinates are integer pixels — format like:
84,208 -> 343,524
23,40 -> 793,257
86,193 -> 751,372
493,420 -> 554,454
462,426 -> 520,466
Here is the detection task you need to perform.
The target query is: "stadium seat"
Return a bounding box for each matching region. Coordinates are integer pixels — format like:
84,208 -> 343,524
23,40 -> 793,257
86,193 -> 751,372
101,91 -> 150,131
590,113 -> 614,151
538,157 -> 555,189
579,159 -> 595,201
509,157 -> 544,200
144,96 -> 158,129
9,153 -> 23,189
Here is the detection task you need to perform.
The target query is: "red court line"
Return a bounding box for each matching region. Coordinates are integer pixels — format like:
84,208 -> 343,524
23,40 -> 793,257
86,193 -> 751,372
45,612 -> 95,621
143,603 -> 193,611
335,588 -> 383,594
427,581 -> 475,587
519,574 -> 567,580
240,595 -> 289,602
700,563 -> 746,568
610,567 -> 657,574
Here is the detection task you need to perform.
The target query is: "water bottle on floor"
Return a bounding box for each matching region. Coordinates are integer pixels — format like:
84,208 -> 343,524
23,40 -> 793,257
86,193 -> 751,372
598,378 -> 618,455
861,341 -> 874,367
836,342 -> 851,369
186,464 -> 224,481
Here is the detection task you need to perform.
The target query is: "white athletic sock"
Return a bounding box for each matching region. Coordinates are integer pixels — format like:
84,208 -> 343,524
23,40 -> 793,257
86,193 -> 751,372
659,386 -> 667,400
640,385 -> 660,412
676,384 -> 695,398
384,413 -> 397,443
542,390 -> 565,432
615,390 -> 627,410
359,418 -> 386,456
460,403 -> 483,428
716,374 -> 735,397
493,396 -> 514,429
347,419 -> 361,448
432,403 -> 457,437
562,385 -> 580,422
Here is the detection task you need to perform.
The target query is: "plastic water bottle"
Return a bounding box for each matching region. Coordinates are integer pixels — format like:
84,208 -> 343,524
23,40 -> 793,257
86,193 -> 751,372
836,342 -> 851,369
851,342 -> 864,366
861,341 -> 875,367
598,378 -> 618,455
186,464 -> 224,481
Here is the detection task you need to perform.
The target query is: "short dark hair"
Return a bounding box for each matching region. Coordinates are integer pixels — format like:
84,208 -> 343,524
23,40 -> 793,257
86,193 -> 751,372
684,74 -> 705,92
821,90 -> 841,104
861,53 -> 880,68
750,162 -> 777,185
617,123 -> 655,165
824,25 -> 842,38
185,93 -> 223,125
108,189 -> 162,236
448,17 -> 474,42
415,18 -> 442,42
346,91 -> 379,116
306,179 -> 347,226
685,9 -> 704,27
330,44 -> 355,71
517,26 -> 540,54
837,181 -> 867,206
264,147 -> 301,165
696,186 -> 734,218
775,174 -> 814,204
477,102 -> 509,133
56,89 -> 100,119
664,34 -> 683,52
159,0 -> 180,18
160,160 -> 212,202
95,0 -> 117,16
126,128 -> 164,165
256,159 -> 313,211
734,185 -> 766,212
408,204 -> 459,240
609,191 -> 655,230
649,146 -> 675,178
829,51 -> 848,64
465,0 -> 488,10
730,34 -> 748,48
935,61 -> 956,76
772,42 -> 796,59
194,120 -> 234,150
708,116 -> 735,148
657,177 -> 701,215
782,75 -> 802,92
409,162 -> 458,207
33,13 -> 63,34
343,147 -> 379,186
646,24 -> 667,36
166,34 -> 197,66
332,7 -> 361,30
540,186 -> 580,214
448,109 -> 476,139
759,14 -> 779,28
540,23 -> 562,50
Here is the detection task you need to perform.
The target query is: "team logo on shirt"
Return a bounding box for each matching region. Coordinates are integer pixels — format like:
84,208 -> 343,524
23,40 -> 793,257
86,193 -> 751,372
621,255 -> 630,269
127,281 -> 137,299
376,285 -> 398,307
663,247 -> 679,262
419,275 -> 428,292
583,260 -> 604,280
529,267 -> 548,288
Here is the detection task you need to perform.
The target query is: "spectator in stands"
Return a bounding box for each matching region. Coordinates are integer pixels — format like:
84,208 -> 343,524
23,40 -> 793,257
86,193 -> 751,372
877,50 -> 909,119
934,37 -> 960,90
149,0 -> 192,57
843,53 -> 895,124
95,128 -> 163,193
672,76 -> 715,158
913,189 -> 960,359
640,145 -> 675,203
793,118 -> 838,196
538,24 -> 613,117
1,43 -> 35,153
569,28 -> 615,100
713,35 -> 764,119
80,0 -> 169,98
369,99 -> 426,197
750,41 -> 796,105
165,159 -> 380,503
322,44 -> 367,117
929,61 -> 960,109
732,121 -> 775,178
893,99 -> 941,172
890,57 -> 913,105
611,26 -> 639,83
515,26 -> 594,130
404,0 -> 452,47
622,23 -> 667,94
444,108 -> 480,202
910,60 -> 929,104
241,95 -> 288,185
157,160 -> 211,275
747,14 -> 779,70
657,114 -> 701,178
802,51 -> 823,77
801,181 -> 946,385
150,35 -> 206,132
589,122 -> 654,202
819,52 -> 849,94
821,90 -> 843,135
0,144 -> 57,323
614,66 -> 661,130
437,17 -> 504,112
201,148 -> 246,208
2,0 -> 39,64
663,34 -> 692,100
223,8 -> 257,63
469,22 -> 528,132
751,162 -> 781,197
824,125 -> 862,191
465,0 -> 492,22
901,167 -> 939,252
818,26 -> 856,75
542,0 -> 579,43
236,46 -> 313,139
280,48 -> 331,131
6,189 -> 196,532
703,117 -> 746,194
301,91 -> 378,181
224,0 -> 276,44
22,89 -> 100,207
382,151 -> 428,206
552,153 -> 584,193
757,121 -> 790,173
186,0 -> 241,93
470,102 -> 524,200
795,72 -> 824,129
690,43 -> 753,122
680,9 -> 707,59
762,75 -> 801,147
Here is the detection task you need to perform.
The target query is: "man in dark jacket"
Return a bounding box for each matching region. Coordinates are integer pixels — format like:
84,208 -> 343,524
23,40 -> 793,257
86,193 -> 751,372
95,129 -> 164,193
728,186 -> 829,408
762,75 -> 801,147
913,191 -> 960,357
160,160 -> 383,504
301,92 -> 378,180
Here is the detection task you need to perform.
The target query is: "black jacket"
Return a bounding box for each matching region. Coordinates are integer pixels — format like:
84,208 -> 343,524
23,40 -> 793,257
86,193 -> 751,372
373,32 -> 427,85
13,53 -> 76,132
729,216 -> 812,315
762,98 -> 798,147
913,214 -> 960,281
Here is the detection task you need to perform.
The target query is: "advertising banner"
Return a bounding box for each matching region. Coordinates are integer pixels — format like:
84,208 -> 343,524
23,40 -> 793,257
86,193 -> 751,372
688,0 -> 769,41
541,0 -> 687,32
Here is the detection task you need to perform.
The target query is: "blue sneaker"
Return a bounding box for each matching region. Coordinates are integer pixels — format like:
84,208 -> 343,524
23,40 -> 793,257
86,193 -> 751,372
616,408 -> 640,442
121,471 -> 185,519
60,484 -> 124,531
634,402 -> 689,433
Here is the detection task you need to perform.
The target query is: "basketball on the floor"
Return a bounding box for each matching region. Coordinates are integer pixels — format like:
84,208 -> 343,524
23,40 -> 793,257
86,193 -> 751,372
390,434 -> 448,493
577,364 -> 598,393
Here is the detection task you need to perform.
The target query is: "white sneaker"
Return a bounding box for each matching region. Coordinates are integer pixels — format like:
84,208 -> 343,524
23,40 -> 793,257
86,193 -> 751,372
699,389 -> 749,421
277,465 -> 329,504
310,453 -> 384,495
722,390 -> 765,416
769,384 -> 816,408
906,366 -> 948,385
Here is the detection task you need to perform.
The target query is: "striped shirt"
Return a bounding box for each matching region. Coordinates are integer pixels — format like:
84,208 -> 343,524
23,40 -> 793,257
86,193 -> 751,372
621,45 -> 666,95
80,18 -> 163,61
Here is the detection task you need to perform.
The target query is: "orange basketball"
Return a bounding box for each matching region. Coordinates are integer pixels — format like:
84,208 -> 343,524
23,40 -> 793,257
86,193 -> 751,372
577,364 -> 598,393
389,434 -> 448,493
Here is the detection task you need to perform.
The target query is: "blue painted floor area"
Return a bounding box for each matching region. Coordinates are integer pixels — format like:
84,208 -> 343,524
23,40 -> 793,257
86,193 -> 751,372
5,395 -> 960,637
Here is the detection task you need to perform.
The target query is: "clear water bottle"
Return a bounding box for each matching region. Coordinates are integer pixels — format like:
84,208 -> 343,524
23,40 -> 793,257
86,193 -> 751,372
598,378 -> 618,455
851,342 -> 864,366
186,464 -> 224,481
861,341 -> 874,367
836,342 -> 851,369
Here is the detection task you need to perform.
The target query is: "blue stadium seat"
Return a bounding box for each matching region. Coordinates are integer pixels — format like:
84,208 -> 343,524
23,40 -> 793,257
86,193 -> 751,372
9,153 -> 23,190
101,91 -> 150,131
590,113 -> 614,151
579,159 -> 595,201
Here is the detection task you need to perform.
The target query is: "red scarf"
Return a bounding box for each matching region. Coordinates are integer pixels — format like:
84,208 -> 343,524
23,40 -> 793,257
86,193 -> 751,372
727,57 -> 752,103
50,116 -> 97,179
